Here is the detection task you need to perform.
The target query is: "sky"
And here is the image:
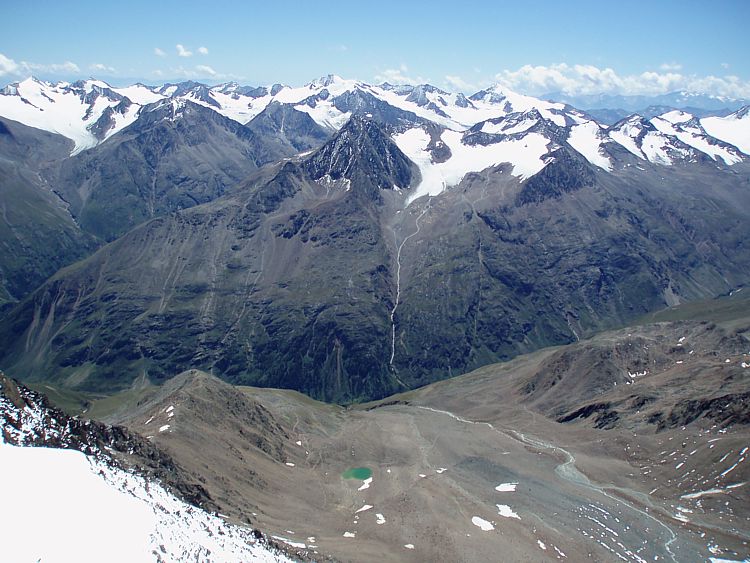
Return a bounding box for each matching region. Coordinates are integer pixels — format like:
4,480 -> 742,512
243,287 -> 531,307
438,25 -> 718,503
1,0 -> 749,97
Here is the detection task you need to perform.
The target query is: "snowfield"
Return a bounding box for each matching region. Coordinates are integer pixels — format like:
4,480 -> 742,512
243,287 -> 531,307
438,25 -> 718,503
0,438 -> 294,563
394,127 -> 552,205
702,109 -> 750,155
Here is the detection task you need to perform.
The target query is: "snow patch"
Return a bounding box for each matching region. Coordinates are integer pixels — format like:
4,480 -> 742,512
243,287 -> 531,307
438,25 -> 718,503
272,536 -> 306,549
496,504 -> 521,519
567,121 -> 612,170
471,516 -> 495,531
394,127 -> 551,205
358,477 -> 373,491
495,482 -> 518,492
702,111 -> 750,155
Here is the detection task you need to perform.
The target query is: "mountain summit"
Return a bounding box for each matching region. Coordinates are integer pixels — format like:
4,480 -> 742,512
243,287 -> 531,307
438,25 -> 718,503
305,115 -> 417,199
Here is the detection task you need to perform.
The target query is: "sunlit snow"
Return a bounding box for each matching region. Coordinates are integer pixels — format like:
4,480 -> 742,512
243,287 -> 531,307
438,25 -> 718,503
497,504 -> 521,519
0,440 -> 293,563
568,121 -> 612,170
702,110 -> 750,155
495,482 -> 518,492
471,516 -> 495,531
113,84 -> 165,105
394,127 -> 551,205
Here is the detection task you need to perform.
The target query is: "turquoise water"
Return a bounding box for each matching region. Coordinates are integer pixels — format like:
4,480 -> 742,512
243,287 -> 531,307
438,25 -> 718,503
341,467 -> 372,480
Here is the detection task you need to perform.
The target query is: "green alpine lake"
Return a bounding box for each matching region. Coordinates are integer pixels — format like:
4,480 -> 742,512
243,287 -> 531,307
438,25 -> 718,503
341,467 -> 372,480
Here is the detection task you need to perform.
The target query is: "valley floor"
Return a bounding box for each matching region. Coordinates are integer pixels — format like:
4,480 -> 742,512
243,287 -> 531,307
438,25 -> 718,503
110,358 -> 749,563
234,389 -> 749,562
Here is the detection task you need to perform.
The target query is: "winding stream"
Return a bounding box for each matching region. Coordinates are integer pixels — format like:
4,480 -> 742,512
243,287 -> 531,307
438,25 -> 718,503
389,198 -> 432,366
415,405 -> 679,562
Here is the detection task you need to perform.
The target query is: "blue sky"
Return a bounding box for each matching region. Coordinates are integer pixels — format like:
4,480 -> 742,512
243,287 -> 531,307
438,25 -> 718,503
1,0 -> 749,96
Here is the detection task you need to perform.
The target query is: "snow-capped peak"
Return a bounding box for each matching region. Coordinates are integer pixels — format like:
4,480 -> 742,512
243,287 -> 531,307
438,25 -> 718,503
1,74 -> 748,175
608,114 -> 703,165
658,109 -> 693,124
211,81 -> 241,94
0,76 -> 141,154
308,74 -> 345,88
143,97 -> 193,122
73,78 -> 112,93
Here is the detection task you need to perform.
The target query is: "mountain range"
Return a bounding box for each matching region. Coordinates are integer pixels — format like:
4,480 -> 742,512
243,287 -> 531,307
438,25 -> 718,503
0,74 -> 749,402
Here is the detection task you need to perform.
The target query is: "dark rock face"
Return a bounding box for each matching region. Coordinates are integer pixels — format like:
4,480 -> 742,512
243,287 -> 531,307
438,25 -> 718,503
557,402 -> 620,429
305,115 -> 416,201
659,392 -> 750,429
515,147 -> 596,205
49,100 -> 321,241
331,90 -> 428,133
245,102 -> 329,154
87,99 -> 131,140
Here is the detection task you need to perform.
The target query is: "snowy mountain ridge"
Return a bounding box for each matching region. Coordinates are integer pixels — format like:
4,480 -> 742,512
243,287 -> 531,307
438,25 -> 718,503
2,75 -> 749,204
0,374 -> 299,563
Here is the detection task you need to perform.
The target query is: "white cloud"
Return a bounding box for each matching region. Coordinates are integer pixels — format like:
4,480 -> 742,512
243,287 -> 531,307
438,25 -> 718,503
495,63 -> 750,98
0,53 -> 19,76
0,54 -> 82,77
90,63 -> 116,74
194,64 -> 216,77
444,74 -> 478,93
374,64 -> 427,86
197,46 -> 208,55
50,61 -> 81,74
176,44 -> 193,57
659,62 -> 682,72
163,65 -> 238,81
721,62 -> 730,69
154,47 -> 166,57
19,60 -> 81,75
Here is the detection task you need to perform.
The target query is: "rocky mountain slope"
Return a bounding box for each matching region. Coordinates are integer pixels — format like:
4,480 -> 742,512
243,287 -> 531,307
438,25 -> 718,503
49,98 -> 329,241
0,117 -> 96,309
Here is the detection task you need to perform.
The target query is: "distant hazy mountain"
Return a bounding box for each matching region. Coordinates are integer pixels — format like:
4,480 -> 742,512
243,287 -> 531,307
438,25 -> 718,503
542,90 -> 748,124
544,90 -> 749,112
